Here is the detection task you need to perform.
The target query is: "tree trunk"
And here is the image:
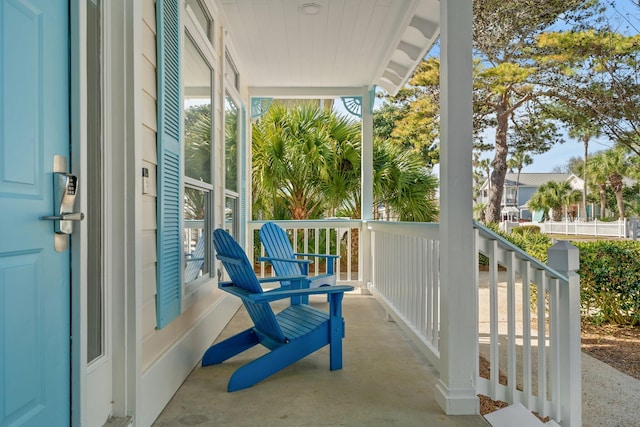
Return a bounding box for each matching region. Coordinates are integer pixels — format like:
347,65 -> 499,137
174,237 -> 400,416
486,108 -> 510,223
616,191 -> 625,219
599,183 -> 607,219
611,174 -> 625,219
515,166 -> 521,209
582,137 -> 589,220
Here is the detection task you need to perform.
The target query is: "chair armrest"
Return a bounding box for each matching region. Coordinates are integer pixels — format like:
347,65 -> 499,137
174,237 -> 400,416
249,285 -> 354,303
258,256 -> 313,265
217,254 -> 244,265
293,253 -> 340,260
257,275 -> 307,285
218,276 -> 307,296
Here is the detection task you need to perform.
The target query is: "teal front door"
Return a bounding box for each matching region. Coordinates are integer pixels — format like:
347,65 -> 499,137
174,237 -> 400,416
0,1 -> 71,426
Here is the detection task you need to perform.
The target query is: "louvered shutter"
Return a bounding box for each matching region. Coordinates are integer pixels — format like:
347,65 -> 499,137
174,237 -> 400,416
156,0 -> 182,328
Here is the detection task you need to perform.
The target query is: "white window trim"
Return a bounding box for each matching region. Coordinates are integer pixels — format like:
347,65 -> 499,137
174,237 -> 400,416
181,0 -> 219,310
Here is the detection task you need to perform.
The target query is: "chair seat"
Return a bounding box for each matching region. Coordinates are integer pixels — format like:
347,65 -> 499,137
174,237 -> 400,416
276,304 -> 329,341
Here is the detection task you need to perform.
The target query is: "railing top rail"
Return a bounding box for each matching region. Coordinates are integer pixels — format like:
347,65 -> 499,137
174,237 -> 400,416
474,221 -> 568,282
366,220 -> 439,238
248,219 -> 362,230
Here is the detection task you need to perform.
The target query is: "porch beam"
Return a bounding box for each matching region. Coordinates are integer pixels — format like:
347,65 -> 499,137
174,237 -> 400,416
248,86 -> 365,98
435,0 -> 479,415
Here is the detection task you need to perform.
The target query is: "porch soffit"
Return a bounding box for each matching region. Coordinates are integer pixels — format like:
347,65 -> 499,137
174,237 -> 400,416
219,0 -> 440,96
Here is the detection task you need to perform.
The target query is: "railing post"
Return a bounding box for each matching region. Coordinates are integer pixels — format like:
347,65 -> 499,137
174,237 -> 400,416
547,241 -> 581,427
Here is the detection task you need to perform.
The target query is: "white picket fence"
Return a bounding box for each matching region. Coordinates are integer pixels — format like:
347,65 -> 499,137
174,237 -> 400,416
519,219 -> 628,238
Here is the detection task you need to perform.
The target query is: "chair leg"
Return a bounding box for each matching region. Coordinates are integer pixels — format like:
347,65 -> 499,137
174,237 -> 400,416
202,328 -> 259,366
227,339 -> 324,392
329,292 -> 345,370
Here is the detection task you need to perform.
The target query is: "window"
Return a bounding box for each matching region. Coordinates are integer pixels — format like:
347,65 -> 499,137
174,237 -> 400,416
224,93 -> 240,237
182,17 -> 215,286
225,51 -> 240,90
185,0 -> 213,43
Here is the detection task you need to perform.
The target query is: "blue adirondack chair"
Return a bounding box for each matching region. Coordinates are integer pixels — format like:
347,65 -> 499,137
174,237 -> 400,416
259,222 -> 339,291
202,228 -> 353,392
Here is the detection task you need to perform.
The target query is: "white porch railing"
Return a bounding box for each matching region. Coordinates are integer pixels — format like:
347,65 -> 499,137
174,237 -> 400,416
245,219 -> 581,426
475,222 -> 581,426
247,220 -> 362,286
366,221 -> 441,370
521,218 -> 627,238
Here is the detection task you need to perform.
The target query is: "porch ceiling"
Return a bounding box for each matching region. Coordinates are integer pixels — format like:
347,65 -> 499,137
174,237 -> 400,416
220,0 -> 440,96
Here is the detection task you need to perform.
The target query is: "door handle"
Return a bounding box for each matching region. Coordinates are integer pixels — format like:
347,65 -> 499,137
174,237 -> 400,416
41,212 -> 85,221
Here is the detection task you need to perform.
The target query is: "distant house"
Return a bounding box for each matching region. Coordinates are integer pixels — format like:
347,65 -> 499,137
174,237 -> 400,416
478,173 -> 584,221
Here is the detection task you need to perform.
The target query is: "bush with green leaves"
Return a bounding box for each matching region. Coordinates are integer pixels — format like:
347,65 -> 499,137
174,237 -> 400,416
512,225 -> 541,235
478,224 -> 551,265
573,240 -> 640,325
478,224 -> 640,324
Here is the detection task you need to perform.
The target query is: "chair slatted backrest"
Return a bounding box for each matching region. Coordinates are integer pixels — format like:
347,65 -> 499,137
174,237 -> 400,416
260,222 -> 302,278
212,229 -> 286,343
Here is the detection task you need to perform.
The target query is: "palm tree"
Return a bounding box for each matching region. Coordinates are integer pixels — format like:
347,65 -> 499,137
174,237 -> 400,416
586,152 -> 610,219
568,123 -> 601,220
528,180 -> 576,221
373,138 -> 438,222
545,104 -> 602,220
252,103 -> 439,222
252,103 -> 337,220
507,150 -> 533,209
601,147 -> 630,219
317,113 -> 362,218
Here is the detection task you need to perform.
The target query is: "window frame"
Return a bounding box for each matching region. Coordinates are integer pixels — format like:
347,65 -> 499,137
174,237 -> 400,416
223,88 -> 241,240
181,1 -> 218,302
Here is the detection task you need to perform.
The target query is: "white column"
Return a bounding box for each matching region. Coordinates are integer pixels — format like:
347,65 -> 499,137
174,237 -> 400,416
435,0 -> 478,415
361,86 -> 374,221
360,86 -> 374,291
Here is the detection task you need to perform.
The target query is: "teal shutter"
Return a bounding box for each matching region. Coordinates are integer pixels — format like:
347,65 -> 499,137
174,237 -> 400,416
156,0 -> 181,329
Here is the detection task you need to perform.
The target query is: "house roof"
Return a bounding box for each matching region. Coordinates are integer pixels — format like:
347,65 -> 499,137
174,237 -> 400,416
219,0 -> 440,96
503,173 -> 570,187
479,173 -> 599,192
480,173 -> 574,191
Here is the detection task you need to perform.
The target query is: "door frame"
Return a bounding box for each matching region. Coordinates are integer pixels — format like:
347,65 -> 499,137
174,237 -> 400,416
69,1 -> 141,425
69,1 -> 87,425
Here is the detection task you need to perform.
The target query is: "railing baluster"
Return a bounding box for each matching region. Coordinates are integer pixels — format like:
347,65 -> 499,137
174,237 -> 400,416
507,251 -> 517,402
549,277 -> 561,421
536,269 -> 548,418
521,259 -> 532,408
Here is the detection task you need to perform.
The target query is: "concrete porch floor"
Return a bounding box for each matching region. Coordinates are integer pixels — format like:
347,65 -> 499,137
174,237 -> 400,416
152,294 -> 489,427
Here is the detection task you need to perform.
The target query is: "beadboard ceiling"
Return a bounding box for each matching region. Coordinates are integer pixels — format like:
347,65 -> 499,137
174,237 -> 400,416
220,0 -> 440,96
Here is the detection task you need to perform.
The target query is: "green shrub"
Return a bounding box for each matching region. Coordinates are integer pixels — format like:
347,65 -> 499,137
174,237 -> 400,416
478,223 -> 640,325
512,225 -> 540,235
507,230 -> 552,263
573,240 -> 640,325
478,224 -> 551,267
